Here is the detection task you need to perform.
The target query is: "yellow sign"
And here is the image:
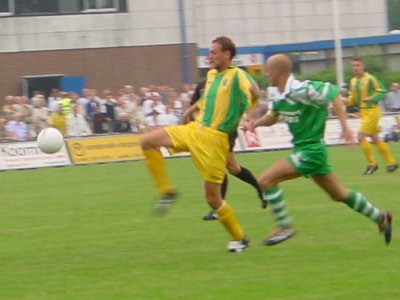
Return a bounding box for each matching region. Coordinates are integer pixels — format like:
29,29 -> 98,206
66,134 -> 144,164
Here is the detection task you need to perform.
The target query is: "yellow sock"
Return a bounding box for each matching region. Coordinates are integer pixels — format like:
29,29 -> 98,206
376,140 -> 397,165
143,149 -> 173,194
360,140 -> 376,165
216,201 -> 245,241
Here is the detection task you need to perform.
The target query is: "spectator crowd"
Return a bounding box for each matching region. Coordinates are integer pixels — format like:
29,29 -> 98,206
0,84 -> 196,141
1,79 -> 398,143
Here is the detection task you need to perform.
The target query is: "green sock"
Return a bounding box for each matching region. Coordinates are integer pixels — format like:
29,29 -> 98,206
345,190 -> 381,223
264,186 -> 292,228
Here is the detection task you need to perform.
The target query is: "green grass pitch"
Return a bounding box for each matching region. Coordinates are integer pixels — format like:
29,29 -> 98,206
1,144 -> 399,299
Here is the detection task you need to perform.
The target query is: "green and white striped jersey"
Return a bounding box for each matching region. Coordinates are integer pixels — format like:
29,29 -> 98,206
270,75 -> 340,147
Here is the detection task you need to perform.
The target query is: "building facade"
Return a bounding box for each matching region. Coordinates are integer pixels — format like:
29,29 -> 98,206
0,0 -> 396,98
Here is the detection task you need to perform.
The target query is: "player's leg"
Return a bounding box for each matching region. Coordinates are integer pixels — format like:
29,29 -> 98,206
258,159 -> 300,246
312,173 -> 393,244
358,110 -> 379,174
196,130 -> 248,252
226,151 -> 264,205
227,131 -> 263,203
140,126 -> 180,214
358,131 -> 378,175
370,132 -> 398,172
221,173 -> 228,198
205,181 -> 248,252
202,174 -> 227,221
141,127 -> 175,194
202,132 -> 234,221
202,150 -> 264,221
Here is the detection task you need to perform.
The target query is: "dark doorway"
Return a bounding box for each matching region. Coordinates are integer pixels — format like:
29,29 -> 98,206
22,74 -> 64,99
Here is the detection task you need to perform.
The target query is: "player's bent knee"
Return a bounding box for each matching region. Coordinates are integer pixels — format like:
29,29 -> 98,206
205,190 -> 223,210
140,129 -> 164,150
139,136 -> 151,150
227,164 -> 240,175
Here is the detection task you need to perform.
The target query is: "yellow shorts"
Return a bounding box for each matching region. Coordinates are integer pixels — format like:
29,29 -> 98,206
359,107 -> 381,135
164,122 -> 229,183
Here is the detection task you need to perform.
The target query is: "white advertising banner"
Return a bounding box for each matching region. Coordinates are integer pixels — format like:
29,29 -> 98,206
0,141 -> 71,170
324,118 -> 360,145
0,115 -> 396,170
198,53 -> 264,68
235,116 -> 392,151
237,123 -> 292,151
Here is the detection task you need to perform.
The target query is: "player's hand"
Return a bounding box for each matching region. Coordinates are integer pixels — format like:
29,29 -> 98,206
181,111 -> 191,124
341,127 -> 355,146
243,118 -> 256,131
361,98 -> 372,103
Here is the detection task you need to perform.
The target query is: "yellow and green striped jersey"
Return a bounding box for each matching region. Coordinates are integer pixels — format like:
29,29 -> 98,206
195,65 -> 258,134
347,72 -> 387,109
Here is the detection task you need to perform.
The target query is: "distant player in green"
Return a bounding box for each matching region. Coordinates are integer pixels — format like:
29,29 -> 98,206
248,54 -> 392,246
140,36 -> 259,252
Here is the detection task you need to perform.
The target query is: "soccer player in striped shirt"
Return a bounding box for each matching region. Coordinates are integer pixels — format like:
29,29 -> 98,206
190,80 -> 264,221
140,36 -> 259,252
248,54 -> 392,246
347,57 -> 398,175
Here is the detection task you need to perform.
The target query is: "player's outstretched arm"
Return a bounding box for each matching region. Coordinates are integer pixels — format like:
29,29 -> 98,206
246,111 -> 279,131
332,95 -> 355,146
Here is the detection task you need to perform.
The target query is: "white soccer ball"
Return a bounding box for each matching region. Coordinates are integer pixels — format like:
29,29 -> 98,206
37,127 -> 64,154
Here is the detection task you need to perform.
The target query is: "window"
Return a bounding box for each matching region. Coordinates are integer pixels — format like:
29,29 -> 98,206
2,0 -> 126,16
0,0 -> 13,15
82,0 -> 119,12
15,0 -> 58,15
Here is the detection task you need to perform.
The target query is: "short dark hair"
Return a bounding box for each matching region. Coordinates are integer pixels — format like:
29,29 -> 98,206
351,56 -> 364,63
212,36 -> 236,59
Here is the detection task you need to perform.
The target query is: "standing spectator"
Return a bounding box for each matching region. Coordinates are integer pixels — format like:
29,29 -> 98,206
67,103 -> 91,137
138,86 -> 151,105
6,112 -> 29,141
151,91 -> 164,107
13,96 -> 33,127
179,82 -> 193,104
386,81 -> 400,112
92,105 -> 108,134
168,88 -> 184,119
131,104 -> 146,133
59,92 -> 72,115
31,94 -> 49,137
114,112 -> 132,133
77,88 -> 90,113
144,107 -> 158,129
119,85 -> 135,102
85,89 -> 100,127
48,103 -> 67,136
2,96 -> 15,120
30,90 -> 41,105
103,90 -> 117,132
161,102 -> 180,126
142,92 -> 155,117
144,106 -> 172,129
114,96 -> 128,120
347,57 -> 398,174
0,117 -> 12,140
47,88 -> 62,112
